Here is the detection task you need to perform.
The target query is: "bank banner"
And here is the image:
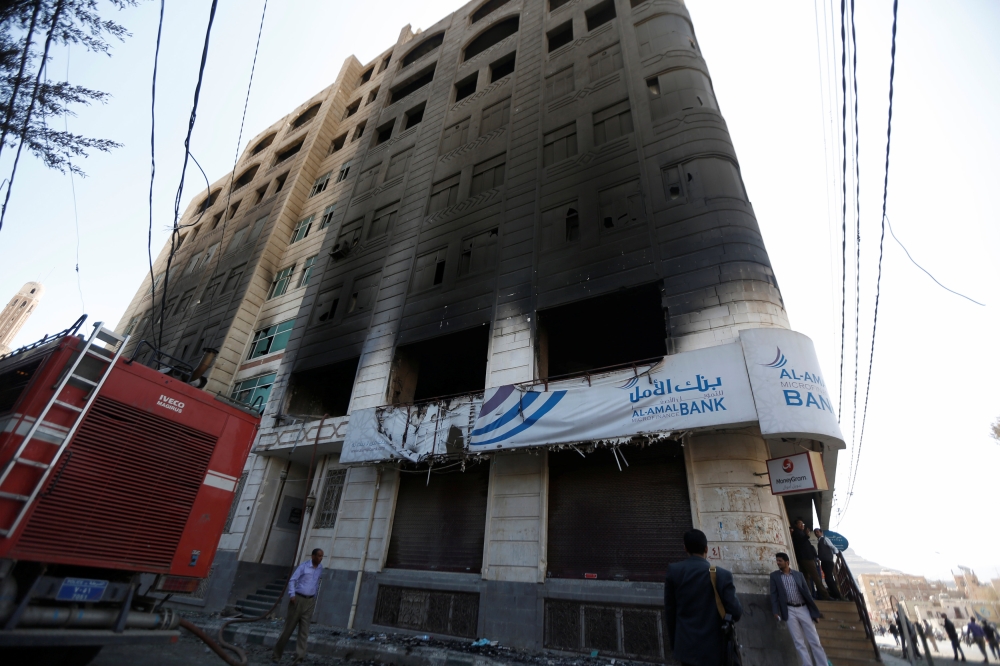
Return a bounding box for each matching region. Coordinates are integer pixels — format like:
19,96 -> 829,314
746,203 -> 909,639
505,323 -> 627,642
340,397 -> 479,464
468,343 -> 757,451
739,328 -> 845,447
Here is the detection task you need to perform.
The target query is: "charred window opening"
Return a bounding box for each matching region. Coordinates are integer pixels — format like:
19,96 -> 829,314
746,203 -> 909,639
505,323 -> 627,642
402,33 -> 444,68
547,443 -> 691,582
0,358 -> 42,414
472,0 -> 511,23
385,460 -> 490,572
251,133 -> 275,155
287,357 -> 359,418
464,17 -> 519,61
390,65 -> 436,104
292,103 -> 321,129
388,326 -> 489,404
586,0 -> 616,31
537,283 -> 665,379
548,21 -> 573,52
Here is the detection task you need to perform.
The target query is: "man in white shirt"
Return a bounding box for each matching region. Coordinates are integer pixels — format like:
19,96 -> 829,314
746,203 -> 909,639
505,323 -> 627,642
272,548 -> 324,664
770,552 -> 829,666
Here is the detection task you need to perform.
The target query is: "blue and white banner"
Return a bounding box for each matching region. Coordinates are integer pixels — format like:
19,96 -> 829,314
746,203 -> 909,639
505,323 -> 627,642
469,343 -> 758,451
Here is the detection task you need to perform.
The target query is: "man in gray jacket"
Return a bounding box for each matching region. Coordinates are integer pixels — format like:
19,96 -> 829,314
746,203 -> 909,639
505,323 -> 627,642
770,552 -> 828,666
813,528 -> 843,600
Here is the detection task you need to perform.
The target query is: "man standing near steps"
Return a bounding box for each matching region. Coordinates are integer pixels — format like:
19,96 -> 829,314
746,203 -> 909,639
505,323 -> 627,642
813,527 -> 843,600
790,518 -> 830,600
770,552 -> 829,666
273,548 -> 324,664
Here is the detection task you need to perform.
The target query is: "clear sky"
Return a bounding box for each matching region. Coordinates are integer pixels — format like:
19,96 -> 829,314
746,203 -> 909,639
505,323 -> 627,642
0,0 -> 997,583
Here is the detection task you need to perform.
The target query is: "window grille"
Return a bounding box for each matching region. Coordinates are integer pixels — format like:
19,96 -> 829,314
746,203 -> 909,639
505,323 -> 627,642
314,469 -> 347,528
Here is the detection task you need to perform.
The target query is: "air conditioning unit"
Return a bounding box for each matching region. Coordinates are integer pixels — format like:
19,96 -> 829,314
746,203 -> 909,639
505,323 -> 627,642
330,242 -> 351,259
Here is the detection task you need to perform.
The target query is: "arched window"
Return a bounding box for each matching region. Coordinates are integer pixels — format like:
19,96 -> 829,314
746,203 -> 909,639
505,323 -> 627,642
232,164 -> 260,190
291,103 -> 321,129
402,33 -> 444,67
464,17 -> 519,61
251,133 -> 276,155
198,190 -> 220,212
471,0 -> 511,23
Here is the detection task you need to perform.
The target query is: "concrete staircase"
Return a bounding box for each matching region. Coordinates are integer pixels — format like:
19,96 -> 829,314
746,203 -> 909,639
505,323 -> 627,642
815,600 -> 882,666
233,577 -> 287,617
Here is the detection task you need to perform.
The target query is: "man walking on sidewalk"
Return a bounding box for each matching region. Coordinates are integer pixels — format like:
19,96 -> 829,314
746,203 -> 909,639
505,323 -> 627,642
943,614 -> 967,662
791,519 -> 831,600
968,618 -> 990,663
273,548 -> 324,664
770,552 -> 829,666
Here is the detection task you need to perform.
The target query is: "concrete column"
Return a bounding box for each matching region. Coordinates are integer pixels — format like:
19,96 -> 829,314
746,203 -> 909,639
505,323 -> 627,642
482,452 -> 547,583
327,466 -> 399,572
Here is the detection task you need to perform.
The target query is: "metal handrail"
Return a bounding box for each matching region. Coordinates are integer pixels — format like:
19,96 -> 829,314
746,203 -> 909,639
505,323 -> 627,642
834,550 -> 882,662
125,340 -> 195,383
0,314 -> 87,363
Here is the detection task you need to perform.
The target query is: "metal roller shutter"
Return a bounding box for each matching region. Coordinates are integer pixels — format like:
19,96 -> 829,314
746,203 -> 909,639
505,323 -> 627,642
385,462 -> 490,573
547,443 -> 692,582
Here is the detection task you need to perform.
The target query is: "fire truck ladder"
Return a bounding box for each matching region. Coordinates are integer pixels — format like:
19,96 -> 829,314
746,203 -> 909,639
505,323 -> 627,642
0,322 -> 128,538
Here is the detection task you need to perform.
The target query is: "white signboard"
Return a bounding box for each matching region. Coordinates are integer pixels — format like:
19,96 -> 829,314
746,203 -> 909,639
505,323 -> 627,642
766,451 -> 829,495
468,343 -> 757,451
340,397 -> 479,464
740,328 -> 845,447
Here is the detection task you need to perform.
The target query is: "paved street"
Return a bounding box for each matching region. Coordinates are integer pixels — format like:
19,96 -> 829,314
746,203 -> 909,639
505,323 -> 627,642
877,634 -> 996,665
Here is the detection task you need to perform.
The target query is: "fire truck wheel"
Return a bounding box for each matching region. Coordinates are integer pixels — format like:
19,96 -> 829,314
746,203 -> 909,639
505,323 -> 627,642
6,646 -> 102,666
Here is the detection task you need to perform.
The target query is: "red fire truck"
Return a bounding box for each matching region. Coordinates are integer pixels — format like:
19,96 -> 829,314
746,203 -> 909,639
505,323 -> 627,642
0,317 -> 259,664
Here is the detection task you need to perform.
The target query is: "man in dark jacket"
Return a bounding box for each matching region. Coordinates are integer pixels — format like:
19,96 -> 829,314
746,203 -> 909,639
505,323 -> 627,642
664,529 -> 743,666
813,527 -> 843,599
770,552 -> 828,666
943,614 -> 966,662
790,518 -> 830,600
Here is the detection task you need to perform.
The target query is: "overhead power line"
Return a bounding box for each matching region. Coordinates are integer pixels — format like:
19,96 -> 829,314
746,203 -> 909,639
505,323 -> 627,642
837,0 -> 849,423
147,0 -> 166,346
885,216 -> 985,307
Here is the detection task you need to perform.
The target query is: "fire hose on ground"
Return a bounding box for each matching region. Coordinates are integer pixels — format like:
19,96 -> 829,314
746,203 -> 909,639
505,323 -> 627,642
178,416 -> 326,666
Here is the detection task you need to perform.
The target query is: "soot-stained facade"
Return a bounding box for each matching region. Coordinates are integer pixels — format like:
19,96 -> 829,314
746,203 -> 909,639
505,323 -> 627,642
116,1 -> 840,662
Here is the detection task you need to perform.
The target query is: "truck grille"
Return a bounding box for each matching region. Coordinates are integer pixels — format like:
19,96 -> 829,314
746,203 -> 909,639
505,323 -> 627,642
13,396 -> 217,571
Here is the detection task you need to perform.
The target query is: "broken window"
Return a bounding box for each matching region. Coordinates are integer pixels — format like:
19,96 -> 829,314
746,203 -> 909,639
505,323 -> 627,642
268,264 -> 295,299
661,165 -> 684,203
346,271 -> 380,315
298,255 -> 318,287
309,172 -> 332,197
356,164 -> 381,193
274,139 -> 304,164
635,13 -> 696,57
231,372 -> 276,410
405,103 -> 425,129
368,204 -> 397,240
291,215 -> 313,243
588,43 -> 623,81
374,120 -> 395,145
545,66 -> 574,99
201,242 -> 221,269
455,73 -> 478,102
441,118 -> 471,152
390,65 -> 436,103
247,319 -> 294,359
359,67 -> 374,86
352,121 -> 367,142
548,21 -> 573,52
646,77 -> 660,98
232,164 -> 259,191
331,217 -> 363,258
247,215 -> 268,244
458,228 -> 498,276
225,225 -> 249,253
319,203 -> 337,230
542,202 -> 579,248
593,99 -> 634,145
480,97 -> 511,135
472,0 -> 511,23
388,326 -> 490,403
314,469 -> 347,529
402,33 -> 444,67
366,86 -> 380,105
646,68 -> 717,120
598,178 -> 643,229
251,133 -> 275,155
273,172 -> 288,193
543,123 -> 577,166
292,103 -> 321,129
184,253 -> 202,275
412,248 -> 448,292
312,286 -> 342,324
536,283 -> 666,378
470,155 -> 505,196
330,133 -> 347,154
464,17 -> 519,61
682,157 -> 746,202
344,99 -> 361,119
222,264 -> 246,294
337,160 -> 352,183
489,52 -> 515,82
429,175 -> 460,212
175,289 -> 196,315
386,147 -> 413,181
585,0 -> 616,31
290,358 -> 358,417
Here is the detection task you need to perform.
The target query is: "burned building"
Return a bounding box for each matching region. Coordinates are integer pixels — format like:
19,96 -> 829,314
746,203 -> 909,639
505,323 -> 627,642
116,0 -> 847,662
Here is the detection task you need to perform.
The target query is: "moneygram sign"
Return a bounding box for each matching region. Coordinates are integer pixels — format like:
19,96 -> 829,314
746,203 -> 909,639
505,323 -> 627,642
766,451 -> 829,495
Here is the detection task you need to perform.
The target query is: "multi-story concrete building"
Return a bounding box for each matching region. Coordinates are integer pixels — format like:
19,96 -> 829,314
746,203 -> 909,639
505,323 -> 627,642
115,0 -> 848,662
0,282 -> 44,356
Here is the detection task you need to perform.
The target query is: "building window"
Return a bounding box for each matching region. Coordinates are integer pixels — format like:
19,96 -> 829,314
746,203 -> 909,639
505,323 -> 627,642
489,53 -> 515,82
232,165 -> 259,191
592,99 -> 634,145
542,202 -> 580,249
273,172 -> 288,193
379,53 -> 392,73
251,133 -> 275,156
356,164 -> 381,193
319,204 -> 337,230
585,0 -> 616,31
247,215 -> 267,244
291,215 -> 313,243
565,208 -> 579,241
274,140 -> 304,165
268,265 -> 295,299
441,118 -> 471,153
253,185 -> 267,205
222,264 -> 246,294
480,97 -> 511,136
313,288 -> 341,324
598,179 -> 644,230
374,120 -> 395,145
359,67 -> 374,86
470,155 -> 505,196
292,103 -> 321,129
344,99 -> 361,119
366,86 -> 380,105
337,160 -> 352,182
299,255 -> 318,287
122,314 -> 141,337
389,65 -> 436,104
588,43 -> 623,81
201,242 -> 221,269
458,228 -> 498,276
472,0 -> 511,24
369,205 -> 397,240
413,248 -> 448,291
332,218 -> 363,257
314,468 -> 347,528
545,66 -> 574,99
352,121 -> 367,142
464,17 -> 519,61
211,211 -> 224,229
231,372 -> 277,410
248,319 -> 294,359
346,272 -> 380,314
403,33 -> 444,67
386,148 -> 413,181
635,13 -> 696,57
455,73 -> 478,102
429,176 -> 460,213
548,21 -> 573,52
330,133 -> 347,154
550,0 -> 571,10
183,253 -> 202,275
405,103 -> 425,129
309,172 -> 332,197
543,123 -> 577,166
227,199 -> 241,220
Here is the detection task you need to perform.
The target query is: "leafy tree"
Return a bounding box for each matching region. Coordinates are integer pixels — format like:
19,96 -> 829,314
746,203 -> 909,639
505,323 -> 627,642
0,0 -> 139,180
